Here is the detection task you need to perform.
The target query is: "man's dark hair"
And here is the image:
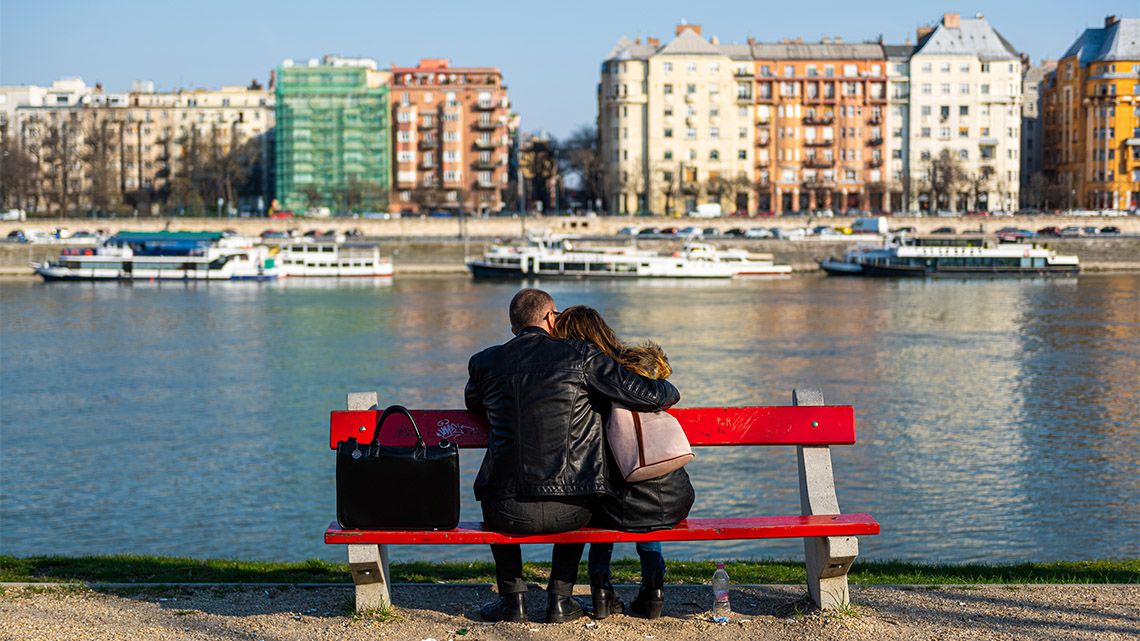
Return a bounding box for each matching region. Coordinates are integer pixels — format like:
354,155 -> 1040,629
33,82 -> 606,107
509,288 -> 554,334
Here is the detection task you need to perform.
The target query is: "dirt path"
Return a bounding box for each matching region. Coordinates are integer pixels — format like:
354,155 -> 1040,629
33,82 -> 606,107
2,583 -> 1137,641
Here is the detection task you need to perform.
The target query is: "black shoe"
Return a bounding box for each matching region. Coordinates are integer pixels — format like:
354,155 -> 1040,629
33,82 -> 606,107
589,573 -> 625,619
479,593 -> 527,622
629,572 -> 665,619
545,593 -> 585,624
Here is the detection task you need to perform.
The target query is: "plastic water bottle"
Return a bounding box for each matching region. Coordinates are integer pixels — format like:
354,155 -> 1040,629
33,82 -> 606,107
711,562 -> 731,622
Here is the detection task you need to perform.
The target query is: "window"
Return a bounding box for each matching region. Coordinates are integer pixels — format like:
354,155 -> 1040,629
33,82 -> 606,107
663,62 -> 672,72
664,127 -> 673,138
940,105 -> 950,120
709,150 -> 719,160
686,127 -> 697,139
940,63 -> 951,73
939,126 -> 950,139
784,65 -> 794,77
981,84 -> 990,95
824,65 -> 834,77
738,149 -> 747,160
687,149 -> 697,161
687,63 -> 697,73
980,63 -> 990,72
664,84 -> 673,95
709,127 -> 719,139
709,62 -> 719,72
921,127 -> 931,138
396,151 -> 415,162
941,83 -> 951,94
958,149 -> 968,160
921,83 -> 932,95
960,63 -> 970,73
921,105 -> 932,116
959,127 -> 969,138
664,150 -> 673,160
843,64 -> 857,77
959,83 -> 970,94
738,127 -> 747,139
959,105 -> 969,116
686,83 -> 697,94
921,63 -> 932,72
664,106 -> 673,116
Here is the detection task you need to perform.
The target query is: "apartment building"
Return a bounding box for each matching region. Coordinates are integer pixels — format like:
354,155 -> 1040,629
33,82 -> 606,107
389,58 -> 510,213
1043,16 -> 1140,211
3,79 -> 273,214
906,13 -> 1023,213
275,56 -> 390,213
885,44 -> 914,211
600,24 -> 756,215
1020,60 -> 1056,206
752,40 -> 888,213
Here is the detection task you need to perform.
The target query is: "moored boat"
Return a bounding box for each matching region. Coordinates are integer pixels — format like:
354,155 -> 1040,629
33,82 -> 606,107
819,236 -> 1080,277
32,231 -> 278,281
468,235 -> 792,279
274,241 -> 393,277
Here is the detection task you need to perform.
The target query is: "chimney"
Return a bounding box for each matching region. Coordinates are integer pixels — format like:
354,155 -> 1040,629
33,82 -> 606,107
917,26 -> 934,40
822,36 -> 831,44
635,37 -> 641,44
747,36 -> 756,46
834,36 -> 843,44
710,35 -> 719,45
675,23 -> 702,36
942,12 -> 960,28
647,36 -> 660,47
1105,15 -> 1119,28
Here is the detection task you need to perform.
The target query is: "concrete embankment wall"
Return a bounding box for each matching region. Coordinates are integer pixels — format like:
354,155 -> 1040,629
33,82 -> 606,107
3,236 -> 1137,276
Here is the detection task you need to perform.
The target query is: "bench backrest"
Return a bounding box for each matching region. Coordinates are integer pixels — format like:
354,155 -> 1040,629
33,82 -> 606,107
329,406 -> 855,450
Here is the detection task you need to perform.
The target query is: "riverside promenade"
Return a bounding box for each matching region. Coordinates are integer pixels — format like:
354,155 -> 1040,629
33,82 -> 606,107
3,583 -> 1137,640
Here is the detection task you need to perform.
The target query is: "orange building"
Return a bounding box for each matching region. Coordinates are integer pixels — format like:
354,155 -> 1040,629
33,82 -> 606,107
1043,16 -> 1140,210
752,41 -> 888,214
390,59 -> 510,213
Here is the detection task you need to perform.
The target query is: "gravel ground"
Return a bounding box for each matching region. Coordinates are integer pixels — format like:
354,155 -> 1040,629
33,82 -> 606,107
2,583 -> 1137,641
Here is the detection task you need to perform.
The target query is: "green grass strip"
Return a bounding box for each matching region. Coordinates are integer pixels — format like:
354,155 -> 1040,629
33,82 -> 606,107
1,555 -> 1136,585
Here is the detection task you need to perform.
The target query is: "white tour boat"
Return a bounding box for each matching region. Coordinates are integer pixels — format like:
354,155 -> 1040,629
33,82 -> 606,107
468,235 -> 791,279
819,235 -> 1080,277
274,241 -> 393,277
33,231 -> 278,281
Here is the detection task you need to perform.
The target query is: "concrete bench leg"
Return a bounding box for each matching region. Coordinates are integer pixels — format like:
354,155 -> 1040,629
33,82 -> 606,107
794,388 -> 859,610
348,543 -> 392,611
345,391 -> 390,612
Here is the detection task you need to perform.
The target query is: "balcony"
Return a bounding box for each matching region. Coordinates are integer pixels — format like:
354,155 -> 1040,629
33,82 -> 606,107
868,158 -> 883,168
755,158 -> 770,167
734,68 -> 754,78
756,136 -> 770,146
802,177 -> 836,188
867,116 -> 882,125
419,138 -> 438,149
474,101 -> 497,111
804,158 -> 835,168
474,159 -> 498,170
868,137 -> 884,146
474,120 -> 499,131
757,117 -> 771,126
474,138 -> 497,149
805,138 -> 834,147
419,158 -> 435,169
476,179 -> 498,190
804,114 -> 834,125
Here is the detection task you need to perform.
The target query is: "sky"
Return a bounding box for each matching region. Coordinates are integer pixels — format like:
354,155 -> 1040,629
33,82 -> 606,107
1,1 -> 1135,138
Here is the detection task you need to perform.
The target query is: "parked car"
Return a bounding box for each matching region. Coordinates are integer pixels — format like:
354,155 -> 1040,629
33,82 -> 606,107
890,226 -> 917,234
771,227 -> 807,240
723,227 -> 747,237
677,226 -> 703,237
1082,226 -> 1100,236
617,226 -> 639,236
812,225 -> 842,237
1099,226 -> 1122,235
812,208 -> 835,218
744,227 -> 774,238
658,226 -> 679,236
261,230 -> 290,239
6,230 -> 29,243
702,227 -> 720,237
997,228 -> 1036,241
637,227 -> 661,236
1037,226 -> 1062,236
931,226 -> 957,234
1059,226 -> 1085,237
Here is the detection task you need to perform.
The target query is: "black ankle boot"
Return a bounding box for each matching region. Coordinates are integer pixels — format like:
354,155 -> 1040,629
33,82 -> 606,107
479,592 -> 527,622
589,572 -> 625,619
629,572 -> 665,619
545,593 -> 585,623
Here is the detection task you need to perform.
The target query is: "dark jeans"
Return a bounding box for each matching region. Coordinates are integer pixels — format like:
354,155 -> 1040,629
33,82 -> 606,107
588,542 -> 666,582
481,496 -> 593,597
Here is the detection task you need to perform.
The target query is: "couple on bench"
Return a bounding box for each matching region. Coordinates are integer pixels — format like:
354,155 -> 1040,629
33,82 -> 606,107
465,288 -> 695,624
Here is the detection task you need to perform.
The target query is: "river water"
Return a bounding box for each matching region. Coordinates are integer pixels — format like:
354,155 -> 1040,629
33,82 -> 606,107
1,274 -> 1137,565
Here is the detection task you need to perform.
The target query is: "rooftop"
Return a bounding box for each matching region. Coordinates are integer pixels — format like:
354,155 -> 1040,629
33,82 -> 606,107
1060,16 -> 1140,66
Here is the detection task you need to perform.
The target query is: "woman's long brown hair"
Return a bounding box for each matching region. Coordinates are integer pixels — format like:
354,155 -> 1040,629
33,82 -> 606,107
553,305 -> 671,380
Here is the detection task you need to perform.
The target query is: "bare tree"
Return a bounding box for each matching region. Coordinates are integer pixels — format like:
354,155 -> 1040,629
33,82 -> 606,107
40,118 -> 83,214
83,117 -> 121,214
921,150 -> 966,213
652,163 -> 679,216
0,136 -> 38,211
703,175 -> 732,211
560,125 -> 604,212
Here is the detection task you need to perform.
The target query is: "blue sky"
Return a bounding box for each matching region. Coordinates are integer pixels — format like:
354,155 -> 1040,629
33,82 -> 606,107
1,1 -> 1134,138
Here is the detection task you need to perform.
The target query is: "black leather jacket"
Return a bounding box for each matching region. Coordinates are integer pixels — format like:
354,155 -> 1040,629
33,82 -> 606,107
466,327 -> 680,501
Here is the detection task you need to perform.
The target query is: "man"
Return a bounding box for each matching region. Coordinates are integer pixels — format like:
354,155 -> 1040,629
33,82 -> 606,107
465,288 -> 680,623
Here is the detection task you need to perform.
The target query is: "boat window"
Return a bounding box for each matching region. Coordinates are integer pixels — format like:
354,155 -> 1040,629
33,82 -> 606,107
322,246 -> 334,252
540,262 -> 559,271
564,262 -> 586,271
1033,258 -> 1045,267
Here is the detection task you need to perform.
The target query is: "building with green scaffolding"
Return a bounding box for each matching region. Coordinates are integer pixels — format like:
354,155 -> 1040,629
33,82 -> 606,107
275,56 -> 390,213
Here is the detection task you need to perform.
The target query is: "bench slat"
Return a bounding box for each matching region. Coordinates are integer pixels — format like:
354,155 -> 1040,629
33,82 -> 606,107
325,514 -> 879,545
329,406 -> 855,450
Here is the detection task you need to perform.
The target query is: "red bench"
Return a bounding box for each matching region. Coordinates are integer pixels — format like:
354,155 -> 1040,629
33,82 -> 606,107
326,388 -> 879,612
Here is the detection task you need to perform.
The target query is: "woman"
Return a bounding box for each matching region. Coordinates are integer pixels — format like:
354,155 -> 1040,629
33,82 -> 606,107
553,305 -> 695,620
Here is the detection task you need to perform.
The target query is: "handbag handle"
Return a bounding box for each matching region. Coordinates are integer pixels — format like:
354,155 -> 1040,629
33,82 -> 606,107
372,404 -> 426,449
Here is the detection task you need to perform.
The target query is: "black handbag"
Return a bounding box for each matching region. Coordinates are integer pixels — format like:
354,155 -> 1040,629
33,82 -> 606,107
336,405 -> 460,530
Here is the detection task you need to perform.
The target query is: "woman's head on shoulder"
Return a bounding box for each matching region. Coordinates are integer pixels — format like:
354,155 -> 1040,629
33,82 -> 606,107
553,305 -> 670,380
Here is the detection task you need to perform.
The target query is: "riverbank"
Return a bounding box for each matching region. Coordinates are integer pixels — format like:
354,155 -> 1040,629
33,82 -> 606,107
2,236 -> 1139,277
2,581 -> 1136,640
3,556 -> 1137,585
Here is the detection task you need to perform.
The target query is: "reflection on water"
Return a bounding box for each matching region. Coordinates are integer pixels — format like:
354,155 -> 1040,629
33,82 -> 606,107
1,274 -> 1137,563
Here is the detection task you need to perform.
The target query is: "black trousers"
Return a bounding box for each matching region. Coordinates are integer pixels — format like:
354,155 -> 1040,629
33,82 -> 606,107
481,496 -> 594,596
